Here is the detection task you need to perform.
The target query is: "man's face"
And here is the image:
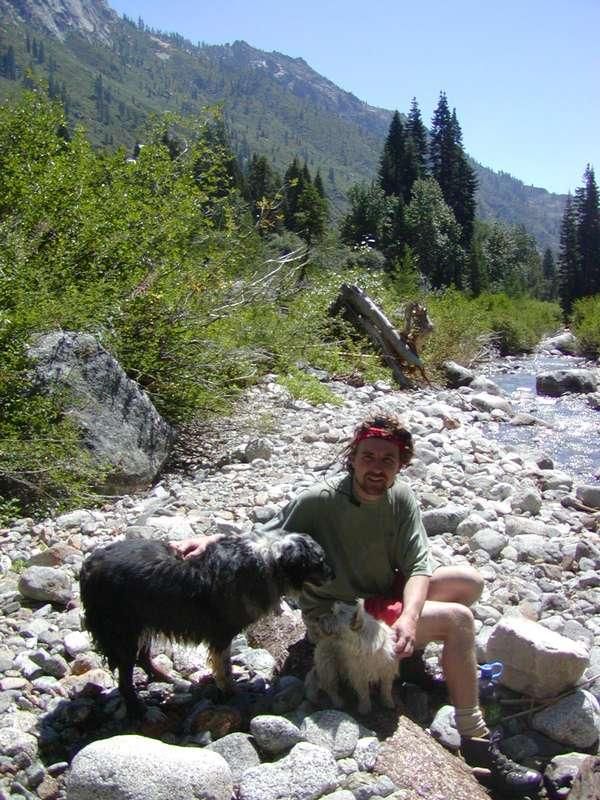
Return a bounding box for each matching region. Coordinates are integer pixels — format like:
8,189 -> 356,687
350,438 -> 402,502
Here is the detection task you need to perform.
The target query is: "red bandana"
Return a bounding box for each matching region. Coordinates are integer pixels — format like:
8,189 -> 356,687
353,426 -> 410,450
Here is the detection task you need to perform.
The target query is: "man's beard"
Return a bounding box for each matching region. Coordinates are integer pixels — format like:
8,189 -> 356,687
354,473 -> 390,498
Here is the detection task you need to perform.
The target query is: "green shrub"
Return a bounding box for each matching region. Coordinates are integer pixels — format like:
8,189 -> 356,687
571,295 -> 600,358
278,369 -> 343,406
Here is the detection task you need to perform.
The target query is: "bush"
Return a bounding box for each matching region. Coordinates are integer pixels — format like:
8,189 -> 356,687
571,295 -> 600,358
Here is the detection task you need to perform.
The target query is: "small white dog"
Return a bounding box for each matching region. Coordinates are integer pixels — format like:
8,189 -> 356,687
305,599 -> 400,715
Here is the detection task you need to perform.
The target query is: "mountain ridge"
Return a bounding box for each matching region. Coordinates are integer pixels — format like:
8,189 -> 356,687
0,0 -> 566,249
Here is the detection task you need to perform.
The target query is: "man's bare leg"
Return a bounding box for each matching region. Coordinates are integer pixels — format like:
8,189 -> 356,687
427,565 -> 484,607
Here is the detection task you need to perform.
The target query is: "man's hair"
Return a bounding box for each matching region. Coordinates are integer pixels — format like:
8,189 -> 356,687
342,412 -> 414,473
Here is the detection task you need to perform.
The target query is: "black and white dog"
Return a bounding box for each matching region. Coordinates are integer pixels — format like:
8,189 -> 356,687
80,531 -> 333,716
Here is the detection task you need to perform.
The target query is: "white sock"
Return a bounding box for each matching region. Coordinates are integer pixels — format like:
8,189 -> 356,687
454,706 -> 489,739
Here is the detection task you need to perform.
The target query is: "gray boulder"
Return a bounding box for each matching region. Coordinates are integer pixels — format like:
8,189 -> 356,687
66,734 -> 232,800
532,690 -> 600,749
536,369 -> 598,397
576,485 -> 600,510
422,504 -> 469,536
441,361 -> 474,388
238,742 -> 338,800
486,617 -> 589,698
18,566 -> 72,605
539,331 -> 578,355
28,331 -> 172,493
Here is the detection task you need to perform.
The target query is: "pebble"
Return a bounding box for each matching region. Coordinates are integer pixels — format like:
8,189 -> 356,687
1,373 -> 600,798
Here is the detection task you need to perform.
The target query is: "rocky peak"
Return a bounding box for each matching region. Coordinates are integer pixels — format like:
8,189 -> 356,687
1,0 -> 117,44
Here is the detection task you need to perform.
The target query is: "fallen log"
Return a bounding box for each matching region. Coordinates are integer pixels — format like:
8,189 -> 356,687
329,284 -> 430,388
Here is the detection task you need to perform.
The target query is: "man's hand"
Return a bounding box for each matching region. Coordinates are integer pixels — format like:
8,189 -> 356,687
170,534 -> 223,560
391,614 -> 417,659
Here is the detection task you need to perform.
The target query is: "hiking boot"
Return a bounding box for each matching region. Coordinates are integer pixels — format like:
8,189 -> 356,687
461,733 -> 542,797
401,650 -> 446,692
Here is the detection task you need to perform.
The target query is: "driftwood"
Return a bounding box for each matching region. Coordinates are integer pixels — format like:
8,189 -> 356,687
329,284 -> 432,388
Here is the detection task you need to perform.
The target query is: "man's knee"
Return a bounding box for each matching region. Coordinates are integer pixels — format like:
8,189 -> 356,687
429,565 -> 484,605
441,603 -> 475,641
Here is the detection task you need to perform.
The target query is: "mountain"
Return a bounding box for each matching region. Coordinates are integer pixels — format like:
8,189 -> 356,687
0,0 -> 566,250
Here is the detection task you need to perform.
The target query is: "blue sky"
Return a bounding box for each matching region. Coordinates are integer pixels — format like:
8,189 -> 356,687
109,0 -> 598,196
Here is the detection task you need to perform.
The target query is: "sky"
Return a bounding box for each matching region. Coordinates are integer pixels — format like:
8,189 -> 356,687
108,0 -> 599,196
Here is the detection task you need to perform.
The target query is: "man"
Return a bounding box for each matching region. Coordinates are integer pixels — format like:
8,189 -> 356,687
174,412 -> 541,796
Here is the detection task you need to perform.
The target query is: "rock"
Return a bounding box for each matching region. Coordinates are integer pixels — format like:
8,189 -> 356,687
532,690 -> 600,749
421,505 -> 469,536
510,486 -> 543,515
470,392 -> 513,414
0,728 -> 38,762
245,439 -> 274,462
545,751 -> 595,798
567,755 -> 600,800
18,567 -> 72,605
539,331 -> 578,355
28,331 -> 172,493
441,362 -> 474,388
429,705 -> 461,751
486,617 -> 589,698
353,738 -> 380,772
469,529 -> 508,558
469,376 -> 504,395
63,631 -> 91,658
27,543 -> 82,568
375,715 -> 488,800
206,732 -> 260,784
66,734 -> 232,800
300,710 -> 359,759
536,369 -> 597,397
576,485 -> 600,510
250,715 -> 304,755
238,742 -> 338,800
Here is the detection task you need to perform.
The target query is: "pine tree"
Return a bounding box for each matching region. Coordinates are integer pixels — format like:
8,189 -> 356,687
542,248 -> 557,300
429,95 -> 477,249
575,165 -> 600,296
378,111 -> 408,200
558,194 -> 580,314
406,97 -> 428,178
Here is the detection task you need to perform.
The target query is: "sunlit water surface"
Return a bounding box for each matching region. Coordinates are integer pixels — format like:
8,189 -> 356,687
482,354 -> 600,485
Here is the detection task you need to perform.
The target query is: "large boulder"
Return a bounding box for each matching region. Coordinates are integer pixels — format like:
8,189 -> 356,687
536,369 -> 598,397
486,617 -> 589,698
375,715 -> 489,800
538,331 -> 579,355
28,331 -> 172,492
66,735 -> 232,800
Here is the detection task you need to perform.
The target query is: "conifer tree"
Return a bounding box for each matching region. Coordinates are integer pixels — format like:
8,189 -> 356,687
429,94 -> 477,249
406,97 -> 428,178
378,111 -> 409,201
542,248 -> 557,300
558,194 -> 580,314
575,165 -> 600,296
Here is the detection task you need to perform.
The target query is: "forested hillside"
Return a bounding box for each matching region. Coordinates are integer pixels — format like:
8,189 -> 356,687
0,0 -> 565,249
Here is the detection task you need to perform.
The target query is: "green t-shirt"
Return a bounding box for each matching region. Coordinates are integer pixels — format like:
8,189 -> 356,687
261,473 -> 432,619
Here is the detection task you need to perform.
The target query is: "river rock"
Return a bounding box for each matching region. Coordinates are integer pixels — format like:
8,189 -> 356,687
250,715 -> 304,755
576,485 -> 600,510
536,369 -> 598,397
510,486 -> 542,515
206,732 -> 260,783
421,504 -> 469,536
238,742 -> 338,800
66,734 -> 233,800
539,331 -> 579,355
532,690 -> 600,749
441,361 -> 474,388
567,755 -> 600,800
469,529 -> 508,557
300,710 -> 359,759
486,616 -> 589,698
18,566 -> 73,605
28,331 -> 173,494
469,392 -> 513,414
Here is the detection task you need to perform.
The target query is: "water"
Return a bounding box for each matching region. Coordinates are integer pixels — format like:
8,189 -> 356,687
482,354 -> 600,484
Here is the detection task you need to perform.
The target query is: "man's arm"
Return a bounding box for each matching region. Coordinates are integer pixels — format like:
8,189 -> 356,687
391,574 -> 430,658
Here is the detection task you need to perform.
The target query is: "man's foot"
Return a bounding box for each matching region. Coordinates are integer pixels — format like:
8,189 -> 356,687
460,734 -> 542,797
401,650 -> 445,692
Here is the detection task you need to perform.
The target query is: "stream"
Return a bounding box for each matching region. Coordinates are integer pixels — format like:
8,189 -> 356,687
482,353 -> 600,485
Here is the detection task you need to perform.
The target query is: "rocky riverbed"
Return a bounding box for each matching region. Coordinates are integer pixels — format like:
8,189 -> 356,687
1,368 -> 600,800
